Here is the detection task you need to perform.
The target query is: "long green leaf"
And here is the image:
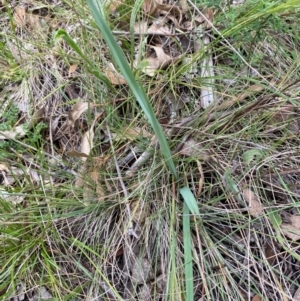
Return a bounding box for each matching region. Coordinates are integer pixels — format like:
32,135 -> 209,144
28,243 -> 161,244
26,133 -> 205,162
86,0 -> 177,177
180,186 -> 200,215
183,201 -> 194,300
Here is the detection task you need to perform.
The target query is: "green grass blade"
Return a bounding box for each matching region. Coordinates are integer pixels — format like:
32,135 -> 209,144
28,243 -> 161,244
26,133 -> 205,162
86,0 -> 177,178
53,29 -> 113,90
180,186 -> 200,216
183,201 -> 194,301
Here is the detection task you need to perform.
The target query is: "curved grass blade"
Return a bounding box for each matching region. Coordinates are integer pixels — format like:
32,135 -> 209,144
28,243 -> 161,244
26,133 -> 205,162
53,29 -> 113,90
180,186 -> 200,215
86,0 -> 177,177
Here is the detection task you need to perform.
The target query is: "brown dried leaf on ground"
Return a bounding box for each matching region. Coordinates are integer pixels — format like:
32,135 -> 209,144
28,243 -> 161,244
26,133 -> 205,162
202,8 -> 215,29
68,64 -> 78,77
179,138 -> 211,161
28,106 -> 45,129
106,0 -> 126,13
81,129 -> 94,159
119,126 -> 151,141
80,126 -> 95,160
147,19 -> 173,35
13,6 -> 27,27
134,21 -> 149,34
265,240 -> 278,266
13,5 -> 43,32
155,2 -> 182,24
281,215 -> 300,241
67,101 -> 90,127
79,112 -> 103,160
54,101 -> 92,141
143,0 -> 163,17
105,63 -> 127,85
137,46 -> 176,77
0,125 -> 26,140
252,295 -> 262,301
242,189 -> 264,217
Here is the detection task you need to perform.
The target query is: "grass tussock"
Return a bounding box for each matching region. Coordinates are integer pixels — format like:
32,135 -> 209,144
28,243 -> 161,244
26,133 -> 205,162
0,0 -> 300,300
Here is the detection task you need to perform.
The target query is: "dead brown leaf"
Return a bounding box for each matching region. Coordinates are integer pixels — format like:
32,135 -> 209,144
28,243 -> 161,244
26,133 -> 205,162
0,163 -> 8,172
203,8 -> 214,29
156,2 -> 182,24
133,21 -> 148,34
13,6 -> 27,27
242,189 -> 264,217
80,129 -> 94,159
179,138 -> 211,161
106,0 -> 126,13
13,6 -> 42,31
79,112 -> 102,160
0,125 -> 26,140
143,0 -> 182,26
265,240 -> 277,265
68,64 -> 78,77
252,295 -> 262,301
138,46 -> 175,76
281,215 -> 300,241
143,0 -> 163,17
28,107 -> 45,130
120,127 -> 151,141
68,101 -> 90,126
147,20 -> 172,35
105,63 -> 127,85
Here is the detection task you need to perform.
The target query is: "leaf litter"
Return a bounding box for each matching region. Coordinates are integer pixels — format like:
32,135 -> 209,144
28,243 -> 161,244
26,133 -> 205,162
1,0 -> 300,300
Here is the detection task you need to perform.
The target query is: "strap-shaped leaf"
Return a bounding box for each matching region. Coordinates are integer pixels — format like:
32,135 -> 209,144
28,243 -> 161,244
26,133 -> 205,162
87,0 -> 177,177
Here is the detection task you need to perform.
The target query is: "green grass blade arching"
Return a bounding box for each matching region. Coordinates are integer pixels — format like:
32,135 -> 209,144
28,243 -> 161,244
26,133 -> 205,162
86,0 -> 200,215
86,0 -> 177,177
